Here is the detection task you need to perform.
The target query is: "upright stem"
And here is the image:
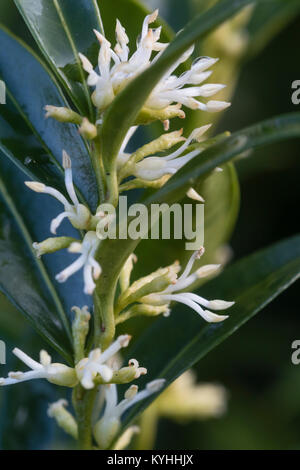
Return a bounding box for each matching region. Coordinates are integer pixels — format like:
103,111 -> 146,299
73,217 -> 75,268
73,385 -> 98,450
106,165 -> 119,207
91,138 -> 106,204
94,286 -> 116,350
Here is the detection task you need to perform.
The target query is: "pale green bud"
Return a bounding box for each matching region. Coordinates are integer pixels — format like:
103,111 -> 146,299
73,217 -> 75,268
45,105 -> 83,125
95,360 -> 147,385
116,263 -> 179,313
79,117 -> 98,140
119,175 -> 170,192
72,306 -> 91,363
119,254 -> 137,293
118,130 -> 185,180
94,416 -> 120,450
47,364 -> 78,387
116,303 -> 170,325
136,104 -> 185,125
69,204 -> 91,230
33,236 -> 78,258
48,399 -> 78,439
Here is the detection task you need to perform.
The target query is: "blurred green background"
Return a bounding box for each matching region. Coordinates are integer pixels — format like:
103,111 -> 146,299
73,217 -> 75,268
0,0 -> 300,449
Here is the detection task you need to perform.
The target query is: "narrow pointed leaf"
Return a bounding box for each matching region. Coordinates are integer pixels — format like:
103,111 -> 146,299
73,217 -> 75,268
247,0 -> 300,57
0,154 -> 73,362
0,27 -> 97,210
14,0 -> 104,116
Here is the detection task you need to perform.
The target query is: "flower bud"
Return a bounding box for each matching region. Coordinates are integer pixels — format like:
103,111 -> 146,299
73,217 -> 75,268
32,237 -> 78,258
72,306 -> 91,363
79,117 -> 98,140
47,364 -> 78,387
116,263 -> 180,313
45,105 -> 83,124
68,204 -> 91,230
48,399 -> 78,439
136,104 -> 185,125
94,416 -> 120,450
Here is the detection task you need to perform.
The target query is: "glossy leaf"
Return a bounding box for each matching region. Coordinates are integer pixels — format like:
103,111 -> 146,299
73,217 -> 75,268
0,331 -> 57,450
0,153 -> 76,362
246,0 -> 300,57
119,235 -> 300,432
0,26 -> 97,210
101,0 -> 254,167
14,0 -> 103,116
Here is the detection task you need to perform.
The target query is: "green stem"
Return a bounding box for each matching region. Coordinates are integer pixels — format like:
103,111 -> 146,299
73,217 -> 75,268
106,166 -> 119,207
94,286 -> 116,350
73,385 -> 97,450
91,139 -> 106,204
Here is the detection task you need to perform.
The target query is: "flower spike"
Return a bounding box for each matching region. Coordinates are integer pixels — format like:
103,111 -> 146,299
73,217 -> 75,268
79,10 -> 230,116
136,248 -> 234,323
131,126 -> 211,181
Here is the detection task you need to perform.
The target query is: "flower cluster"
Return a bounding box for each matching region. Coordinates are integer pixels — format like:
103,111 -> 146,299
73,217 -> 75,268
116,247 -> 234,324
79,9 -> 229,117
0,323 -> 165,449
26,153 -> 102,295
0,334 -> 143,389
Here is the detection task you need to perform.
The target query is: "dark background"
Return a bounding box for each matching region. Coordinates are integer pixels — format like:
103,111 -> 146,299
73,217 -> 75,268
0,0 -> 299,450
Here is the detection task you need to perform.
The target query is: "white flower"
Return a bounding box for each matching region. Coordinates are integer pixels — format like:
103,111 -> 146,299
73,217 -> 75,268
75,335 -> 131,389
79,10 -> 164,110
147,51 -> 230,112
93,379 -> 165,449
0,348 -> 77,387
25,151 -> 90,234
141,248 -> 234,322
55,231 -> 101,295
79,10 -> 230,114
122,125 -> 210,181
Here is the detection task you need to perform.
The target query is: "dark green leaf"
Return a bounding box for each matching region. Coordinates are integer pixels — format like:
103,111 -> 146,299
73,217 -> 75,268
0,153 -> 73,362
14,0 -> 103,116
0,26 -> 97,210
246,0 -> 300,57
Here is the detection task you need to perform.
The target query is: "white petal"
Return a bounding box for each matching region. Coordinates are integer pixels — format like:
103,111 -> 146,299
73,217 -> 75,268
13,348 -> 43,370
206,100 -> 231,112
207,300 -> 235,310
187,188 -> 205,202
50,211 -> 73,235
56,254 -> 87,283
